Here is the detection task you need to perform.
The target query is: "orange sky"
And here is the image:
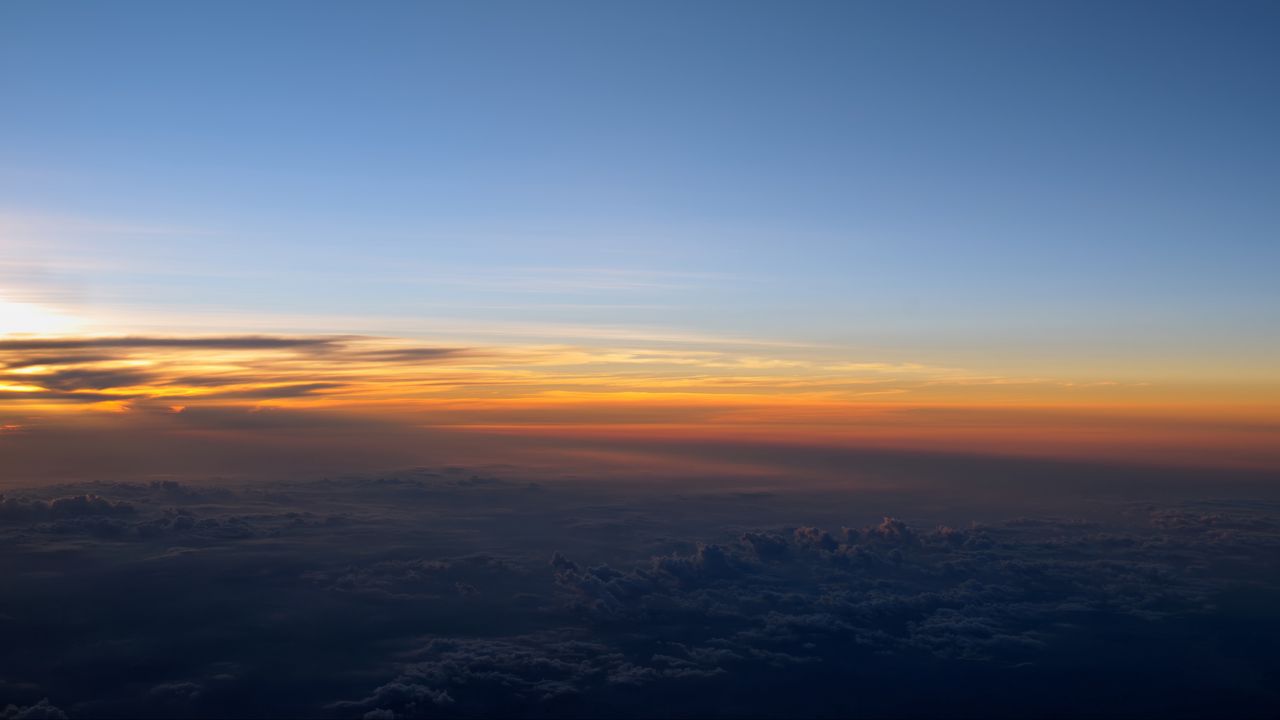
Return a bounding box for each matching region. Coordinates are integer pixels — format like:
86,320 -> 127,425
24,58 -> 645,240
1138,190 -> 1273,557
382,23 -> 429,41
3,331 -> 1277,480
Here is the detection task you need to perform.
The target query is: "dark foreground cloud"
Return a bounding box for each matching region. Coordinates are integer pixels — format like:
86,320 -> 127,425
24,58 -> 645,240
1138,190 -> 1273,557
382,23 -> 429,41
1,699 -> 67,720
1,469 -> 1278,718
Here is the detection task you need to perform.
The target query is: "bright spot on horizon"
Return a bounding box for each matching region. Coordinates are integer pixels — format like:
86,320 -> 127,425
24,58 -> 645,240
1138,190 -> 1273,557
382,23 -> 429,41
0,296 -> 82,336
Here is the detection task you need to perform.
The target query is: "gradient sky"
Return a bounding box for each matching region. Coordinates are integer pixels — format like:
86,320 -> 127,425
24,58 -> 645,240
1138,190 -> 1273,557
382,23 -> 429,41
2,1 -> 1278,475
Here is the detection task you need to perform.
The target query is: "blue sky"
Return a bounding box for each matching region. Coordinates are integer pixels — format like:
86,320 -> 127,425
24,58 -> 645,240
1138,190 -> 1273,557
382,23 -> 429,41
2,0 -> 1277,378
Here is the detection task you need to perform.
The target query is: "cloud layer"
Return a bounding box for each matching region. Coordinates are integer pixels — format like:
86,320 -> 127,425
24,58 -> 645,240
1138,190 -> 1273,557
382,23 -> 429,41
2,469 -> 1278,718
4,333 -> 1277,474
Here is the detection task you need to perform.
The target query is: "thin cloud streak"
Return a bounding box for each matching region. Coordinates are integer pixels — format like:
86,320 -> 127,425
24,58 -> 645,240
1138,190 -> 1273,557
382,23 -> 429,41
0,336 -> 345,351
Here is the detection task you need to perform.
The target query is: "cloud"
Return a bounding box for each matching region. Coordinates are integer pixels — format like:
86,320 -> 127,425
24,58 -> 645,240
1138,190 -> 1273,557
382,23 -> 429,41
340,489 -> 1280,716
353,347 -> 476,362
200,382 -> 348,400
0,335 -> 473,410
0,699 -> 67,720
26,367 -> 157,392
307,554 -> 521,599
0,493 -> 136,522
0,336 -> 342,351
4,331 -> 1276,474
3,471 -> 1280,717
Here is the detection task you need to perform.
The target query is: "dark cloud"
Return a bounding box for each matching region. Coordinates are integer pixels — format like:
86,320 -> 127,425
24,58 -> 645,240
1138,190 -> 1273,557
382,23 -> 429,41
0,335 -> 479,415
353,347 -> 476,362
30,367 -> 158,391
0,389 -> 126,403
0,354 -> 117,370
200,382 -> 348,400
0,493 -> 136,522
2,472 -> 1279,718
0,699 -> 67,720
306,554 -> 521,598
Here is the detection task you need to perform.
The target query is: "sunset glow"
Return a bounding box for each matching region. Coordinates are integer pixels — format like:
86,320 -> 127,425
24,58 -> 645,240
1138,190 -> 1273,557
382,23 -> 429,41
2,329 -> 1277,474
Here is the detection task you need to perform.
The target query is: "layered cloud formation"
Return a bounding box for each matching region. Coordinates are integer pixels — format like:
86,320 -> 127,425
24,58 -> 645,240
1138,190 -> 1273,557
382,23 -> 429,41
2,467 -> 1278,718
3,333 -> 1277,478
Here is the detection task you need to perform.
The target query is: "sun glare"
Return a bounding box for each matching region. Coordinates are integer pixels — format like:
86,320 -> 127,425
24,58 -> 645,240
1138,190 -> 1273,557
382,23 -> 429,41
0,296 -> 80,335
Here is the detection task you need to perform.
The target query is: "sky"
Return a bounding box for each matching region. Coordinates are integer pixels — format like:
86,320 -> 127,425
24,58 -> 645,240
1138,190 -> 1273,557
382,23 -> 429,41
5,4 -> 1280,719
1,0 -> 1279,478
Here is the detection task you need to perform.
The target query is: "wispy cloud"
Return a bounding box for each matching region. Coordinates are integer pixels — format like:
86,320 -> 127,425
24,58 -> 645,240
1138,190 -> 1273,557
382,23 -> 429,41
0,331 -> 1163,417
416,266 -> 732,294
0,332 -> 1274,471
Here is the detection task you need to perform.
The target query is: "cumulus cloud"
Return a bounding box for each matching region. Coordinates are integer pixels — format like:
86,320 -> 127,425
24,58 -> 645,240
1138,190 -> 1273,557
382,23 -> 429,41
0,493 -> 135,522
3,471 -> 1279,718
0,699 -> 66,720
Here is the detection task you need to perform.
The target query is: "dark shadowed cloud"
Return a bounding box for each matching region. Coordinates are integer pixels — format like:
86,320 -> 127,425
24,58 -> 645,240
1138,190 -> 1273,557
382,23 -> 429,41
2,470 -> 1278,718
